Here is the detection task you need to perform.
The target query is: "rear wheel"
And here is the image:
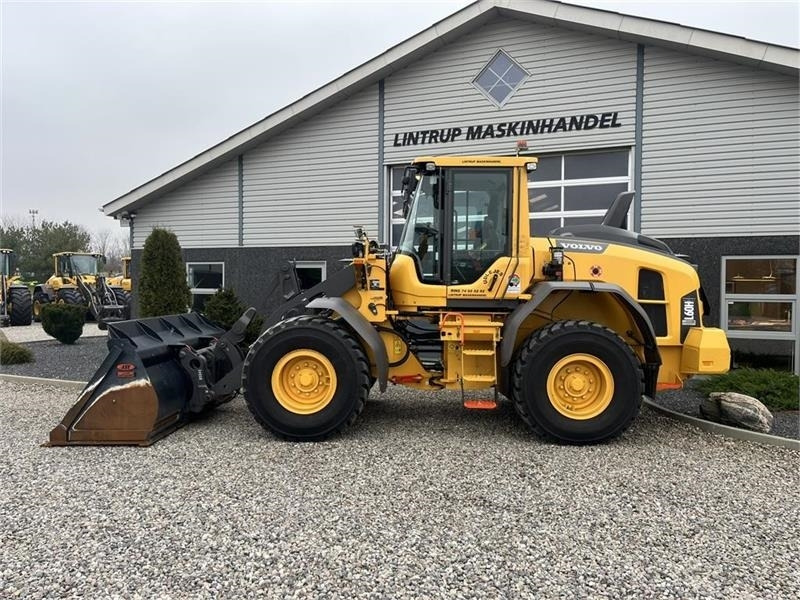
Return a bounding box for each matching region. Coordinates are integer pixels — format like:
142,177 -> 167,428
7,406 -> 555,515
242,315 -> 370,441
511,320 -> 642,444
8,287 -> 32,326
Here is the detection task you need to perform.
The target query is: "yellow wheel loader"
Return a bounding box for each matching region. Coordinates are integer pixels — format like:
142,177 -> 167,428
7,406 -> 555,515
33,252 -> 127,327
107,256 -> 132,319
0,249 -> 32,326
48,148 -> 730,446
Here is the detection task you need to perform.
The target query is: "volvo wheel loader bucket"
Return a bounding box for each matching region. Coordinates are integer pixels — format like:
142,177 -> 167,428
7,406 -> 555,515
48,308 -> 255,446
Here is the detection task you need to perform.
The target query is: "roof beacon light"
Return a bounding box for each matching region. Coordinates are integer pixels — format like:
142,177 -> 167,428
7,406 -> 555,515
515,140 -> 528,156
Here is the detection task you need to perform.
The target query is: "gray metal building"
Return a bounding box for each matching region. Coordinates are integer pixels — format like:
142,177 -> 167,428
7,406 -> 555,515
103,0 -> 800,368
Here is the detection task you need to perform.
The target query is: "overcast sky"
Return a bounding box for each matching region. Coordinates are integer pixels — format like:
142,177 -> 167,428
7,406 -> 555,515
2,0 -> 798,236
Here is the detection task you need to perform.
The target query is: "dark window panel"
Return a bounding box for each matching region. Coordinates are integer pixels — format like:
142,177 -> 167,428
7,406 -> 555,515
564,150 -> 628,179
189,264 -> 223,289
391,224 -> 405,246
296,267 -> 323,290
725,258 -> 797,294
564,182 -> 628,211
530,187 -> 561,213
563,216 -> 604,227
528,156 -> 561,182
728,302 -> 793,332
531,218 -> 561,236
391,167 -> 405,191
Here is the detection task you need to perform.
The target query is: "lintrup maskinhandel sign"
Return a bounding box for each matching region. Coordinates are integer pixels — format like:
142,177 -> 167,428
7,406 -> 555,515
391,111 -> 622,147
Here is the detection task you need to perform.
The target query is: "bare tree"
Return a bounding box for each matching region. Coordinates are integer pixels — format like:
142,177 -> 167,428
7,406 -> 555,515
91,228 -> 129,274
0,213 -> 30,231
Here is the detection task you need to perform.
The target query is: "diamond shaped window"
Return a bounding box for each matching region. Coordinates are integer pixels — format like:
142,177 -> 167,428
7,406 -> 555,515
473,50 -> 528,107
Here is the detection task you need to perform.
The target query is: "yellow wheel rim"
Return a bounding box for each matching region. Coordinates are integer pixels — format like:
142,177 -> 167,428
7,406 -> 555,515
546,353 -> 614,420
271,349 -> 337,415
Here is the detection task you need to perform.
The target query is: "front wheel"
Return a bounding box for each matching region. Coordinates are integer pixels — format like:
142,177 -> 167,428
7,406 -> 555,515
511,320 -> 643,444
32,291 -> 50,322
58,288 -> 85,307
242,315 -> 370,441
113,289 -> 132,319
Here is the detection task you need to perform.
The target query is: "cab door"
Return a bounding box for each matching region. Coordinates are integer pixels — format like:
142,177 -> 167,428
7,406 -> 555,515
445,168 -> 516,303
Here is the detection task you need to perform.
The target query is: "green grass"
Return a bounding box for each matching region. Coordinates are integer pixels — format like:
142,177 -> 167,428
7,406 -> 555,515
696,368 -> 799,411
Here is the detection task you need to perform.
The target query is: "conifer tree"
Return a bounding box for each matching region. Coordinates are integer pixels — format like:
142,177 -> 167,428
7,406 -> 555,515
139,228 -> 190,317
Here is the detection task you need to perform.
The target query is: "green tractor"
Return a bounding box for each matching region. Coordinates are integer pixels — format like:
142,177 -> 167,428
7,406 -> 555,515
32,252 -> 126,327
0,249 -> 32,326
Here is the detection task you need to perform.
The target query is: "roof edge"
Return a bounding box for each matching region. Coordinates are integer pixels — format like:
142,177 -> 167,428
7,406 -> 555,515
104,0 -> 799,218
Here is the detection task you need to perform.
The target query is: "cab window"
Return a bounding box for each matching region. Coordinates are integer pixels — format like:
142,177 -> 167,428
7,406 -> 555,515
448,168 -> 511,285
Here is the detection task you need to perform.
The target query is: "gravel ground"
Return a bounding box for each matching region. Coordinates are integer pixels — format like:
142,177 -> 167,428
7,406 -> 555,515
0,336 -> 108,381
1,381 -> 799,599
3,336 -> 798,442
0,322 -> 105,344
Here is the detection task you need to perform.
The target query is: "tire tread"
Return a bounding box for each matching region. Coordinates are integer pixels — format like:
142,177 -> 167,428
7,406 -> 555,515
511,319 -> 643,443
8,287 -> 32,326
242,315 -> 370,442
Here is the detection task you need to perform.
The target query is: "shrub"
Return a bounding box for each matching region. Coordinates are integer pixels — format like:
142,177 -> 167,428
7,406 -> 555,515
0,340 -> 33,364
732,350 -> 793,371
201,287 -> 264,347
41,303 -> 86,344
139,228 -> 191,317
696,368 -> 799,411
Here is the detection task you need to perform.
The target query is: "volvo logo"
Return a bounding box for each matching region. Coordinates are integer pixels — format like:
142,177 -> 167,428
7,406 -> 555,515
556,240 -> 607,253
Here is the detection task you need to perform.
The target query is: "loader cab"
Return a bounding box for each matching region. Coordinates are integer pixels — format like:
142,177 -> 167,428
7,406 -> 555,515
55,253 -> 101,278
396,163 -> 512,286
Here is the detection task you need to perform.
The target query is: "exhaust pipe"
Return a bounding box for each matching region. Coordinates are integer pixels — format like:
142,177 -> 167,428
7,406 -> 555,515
47,308 -> 255,446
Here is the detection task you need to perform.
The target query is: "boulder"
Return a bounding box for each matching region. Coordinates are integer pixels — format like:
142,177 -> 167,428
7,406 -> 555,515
700,392 -> 774,433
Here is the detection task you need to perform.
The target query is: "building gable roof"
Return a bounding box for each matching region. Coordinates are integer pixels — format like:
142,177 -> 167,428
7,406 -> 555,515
104,0 -> 799,218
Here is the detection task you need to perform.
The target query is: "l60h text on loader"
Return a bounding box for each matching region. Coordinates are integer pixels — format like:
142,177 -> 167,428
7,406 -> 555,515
48,147 -> 730,447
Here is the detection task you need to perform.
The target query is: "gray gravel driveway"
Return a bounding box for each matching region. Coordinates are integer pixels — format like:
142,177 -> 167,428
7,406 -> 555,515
1,381 -> 798,598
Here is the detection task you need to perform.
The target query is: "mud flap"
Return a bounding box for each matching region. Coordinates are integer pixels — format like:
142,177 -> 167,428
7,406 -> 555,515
47,309 -> 254,446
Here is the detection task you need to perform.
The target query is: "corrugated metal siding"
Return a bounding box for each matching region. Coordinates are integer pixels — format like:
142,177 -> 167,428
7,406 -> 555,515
132,160 -> 239,248
243,86 -> 378,246
384,17 -> 637,163
642,46 -> 800,237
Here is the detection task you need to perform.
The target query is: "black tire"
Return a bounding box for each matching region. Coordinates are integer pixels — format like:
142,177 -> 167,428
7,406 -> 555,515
511,320 -> 643,444
113,289 -> 132,319
8,287 -> 32,326
58,288 -> 85,307
242,315 -> 370,441
32,291 -> 50,322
